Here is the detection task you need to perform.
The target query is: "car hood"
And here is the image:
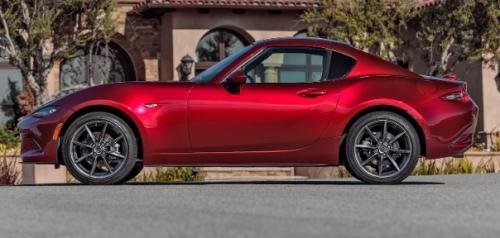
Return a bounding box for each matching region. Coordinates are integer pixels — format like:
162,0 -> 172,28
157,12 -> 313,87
47,81 -> 197,111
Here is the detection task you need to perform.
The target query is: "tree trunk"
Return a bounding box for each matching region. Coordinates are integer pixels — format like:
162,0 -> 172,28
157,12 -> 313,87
17,78 -> 36,113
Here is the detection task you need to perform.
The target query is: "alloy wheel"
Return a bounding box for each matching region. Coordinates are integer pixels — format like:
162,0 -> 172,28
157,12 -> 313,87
353,119 -> 413,178
69,120 -> 129,179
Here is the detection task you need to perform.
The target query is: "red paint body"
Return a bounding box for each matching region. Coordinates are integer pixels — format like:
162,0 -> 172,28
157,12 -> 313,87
19,38 -> 478,166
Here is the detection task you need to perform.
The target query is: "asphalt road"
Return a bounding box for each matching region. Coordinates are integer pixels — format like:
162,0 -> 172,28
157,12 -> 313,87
1,174 -> 500,238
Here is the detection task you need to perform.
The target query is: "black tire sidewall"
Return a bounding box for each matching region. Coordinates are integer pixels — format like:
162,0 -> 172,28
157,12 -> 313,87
345,111 -> 420,184
62,112 -> 138,184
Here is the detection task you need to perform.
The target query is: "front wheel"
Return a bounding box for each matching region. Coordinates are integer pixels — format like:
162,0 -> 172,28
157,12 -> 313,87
345,111 -> 421,184
62,112 -> 139,184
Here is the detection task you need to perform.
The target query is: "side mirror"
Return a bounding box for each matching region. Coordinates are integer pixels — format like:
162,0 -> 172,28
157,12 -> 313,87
226,69 -> 247,85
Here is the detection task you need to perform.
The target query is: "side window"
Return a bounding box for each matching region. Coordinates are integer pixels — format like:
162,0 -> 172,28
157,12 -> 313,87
327,51 -> 356,80
245,48 -> 327,83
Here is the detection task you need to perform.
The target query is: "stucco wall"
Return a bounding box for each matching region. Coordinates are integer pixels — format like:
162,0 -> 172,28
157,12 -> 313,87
166,9 -> 306,81
481,63 -> 500,134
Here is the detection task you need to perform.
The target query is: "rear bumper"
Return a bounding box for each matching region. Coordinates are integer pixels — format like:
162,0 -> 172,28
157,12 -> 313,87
425,100 -> 479,159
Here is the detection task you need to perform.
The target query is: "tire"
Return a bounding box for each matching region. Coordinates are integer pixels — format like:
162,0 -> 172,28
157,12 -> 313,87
62,112 -> 139,184
345,111 -> 420,184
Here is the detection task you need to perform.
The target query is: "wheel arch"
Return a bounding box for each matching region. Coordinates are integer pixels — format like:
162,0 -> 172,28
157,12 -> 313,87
57,105 -> 144,166
339,105 -> 427,165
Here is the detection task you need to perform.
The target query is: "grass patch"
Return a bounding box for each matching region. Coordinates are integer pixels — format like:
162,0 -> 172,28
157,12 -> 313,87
132,167 -> 204,183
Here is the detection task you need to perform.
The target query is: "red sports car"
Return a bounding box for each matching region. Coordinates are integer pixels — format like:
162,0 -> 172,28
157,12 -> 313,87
18,37 -> 478,184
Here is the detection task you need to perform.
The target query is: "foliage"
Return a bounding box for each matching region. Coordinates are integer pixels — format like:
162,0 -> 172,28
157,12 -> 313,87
0,0 -> 116,112
468,133 -> 487,152
335,166 -> 352,178
302,0 -> 499,75
490,132 -> 500,152
412,158 -> 495,176
412,0 -> 500,76
302,0 -> 415,63
0,126 -> 20,185
0,126 -> 20,150
132,167 -> 204,183
0,156 -> 20,185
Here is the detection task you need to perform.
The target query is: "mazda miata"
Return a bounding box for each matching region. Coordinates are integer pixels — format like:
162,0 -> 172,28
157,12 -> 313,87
18,37 -> 478,184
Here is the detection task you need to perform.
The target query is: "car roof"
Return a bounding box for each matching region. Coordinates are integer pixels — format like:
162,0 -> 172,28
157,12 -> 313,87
247,37 -> 419,79
253,37 -> 353,48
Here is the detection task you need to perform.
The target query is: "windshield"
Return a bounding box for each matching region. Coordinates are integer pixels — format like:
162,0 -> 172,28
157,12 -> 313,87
192,45 -> 253,83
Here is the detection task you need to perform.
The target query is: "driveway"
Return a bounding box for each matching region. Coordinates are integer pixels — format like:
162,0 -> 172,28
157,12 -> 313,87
1,174 -> 499,238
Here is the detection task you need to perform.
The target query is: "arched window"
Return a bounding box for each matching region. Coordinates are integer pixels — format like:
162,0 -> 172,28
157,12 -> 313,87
59,42 -> 135,95
195,28 -> 251,74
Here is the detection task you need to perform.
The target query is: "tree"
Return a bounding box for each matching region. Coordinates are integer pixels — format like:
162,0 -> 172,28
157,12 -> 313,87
0,0 -> 116,113
302,0 -> 415,64
412,0 -> 499,76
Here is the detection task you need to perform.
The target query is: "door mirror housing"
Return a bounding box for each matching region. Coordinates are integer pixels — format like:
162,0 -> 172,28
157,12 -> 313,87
226,69 -> 247,85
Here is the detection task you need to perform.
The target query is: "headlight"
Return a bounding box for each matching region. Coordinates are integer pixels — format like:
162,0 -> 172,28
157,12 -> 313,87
32,105 -> 59,118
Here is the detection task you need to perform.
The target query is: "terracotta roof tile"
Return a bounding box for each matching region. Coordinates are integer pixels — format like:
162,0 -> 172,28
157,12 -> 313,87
133,0 -> 442,14
133,0 -> 321,12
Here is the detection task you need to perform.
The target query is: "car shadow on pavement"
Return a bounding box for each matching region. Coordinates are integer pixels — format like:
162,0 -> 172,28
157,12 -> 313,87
11,180 -> 445,186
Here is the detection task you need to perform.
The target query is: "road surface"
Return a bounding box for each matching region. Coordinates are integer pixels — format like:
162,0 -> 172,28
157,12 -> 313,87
1,174 -> 499,238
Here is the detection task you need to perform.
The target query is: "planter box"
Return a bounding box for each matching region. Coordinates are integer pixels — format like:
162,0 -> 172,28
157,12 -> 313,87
462,151 -> 500,172
200,167 -> 301,181
7,151 -> 500,183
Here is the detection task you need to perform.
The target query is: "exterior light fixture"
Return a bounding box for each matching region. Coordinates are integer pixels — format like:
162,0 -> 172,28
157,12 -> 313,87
180,54 -> 194,81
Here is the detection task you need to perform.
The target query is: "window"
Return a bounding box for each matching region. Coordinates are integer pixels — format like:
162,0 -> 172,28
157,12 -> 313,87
193,45 -> 252,83
244,48 -> 328,83
0,38 -> 22,127
327,51 -> 356,80
195,28 -> 250,74
59,42 -> 135,95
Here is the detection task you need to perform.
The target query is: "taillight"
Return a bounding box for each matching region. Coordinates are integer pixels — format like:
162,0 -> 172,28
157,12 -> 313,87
441,88 -> 470,102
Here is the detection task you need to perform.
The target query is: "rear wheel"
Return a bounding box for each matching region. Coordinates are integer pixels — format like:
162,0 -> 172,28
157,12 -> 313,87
345,111 -> 420,184
62,112 -> 139,184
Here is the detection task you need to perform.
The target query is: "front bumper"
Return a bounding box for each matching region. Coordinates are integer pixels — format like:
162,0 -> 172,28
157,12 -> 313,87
18,108 -> 69,164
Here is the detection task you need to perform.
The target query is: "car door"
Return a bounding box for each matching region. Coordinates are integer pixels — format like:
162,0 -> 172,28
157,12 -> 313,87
188,47 -> 340,153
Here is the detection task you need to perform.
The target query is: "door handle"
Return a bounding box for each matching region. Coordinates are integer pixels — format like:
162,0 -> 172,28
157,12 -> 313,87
297,88 -> 327,98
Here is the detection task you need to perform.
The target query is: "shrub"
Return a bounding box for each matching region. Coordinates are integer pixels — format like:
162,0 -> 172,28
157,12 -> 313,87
0,157 -> 21,185
490,132 -> 500,152
412,158 -> 496,176
336,166 -> 352,178
411,159 -> 441,176
0,127 -> 21,185
132,167 -> 204,183
0,126 -> 19,150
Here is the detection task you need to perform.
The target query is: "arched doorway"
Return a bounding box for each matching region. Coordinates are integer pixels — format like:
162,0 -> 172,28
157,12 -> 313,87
195,27 -> 253,74
58,40 -> 139,96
